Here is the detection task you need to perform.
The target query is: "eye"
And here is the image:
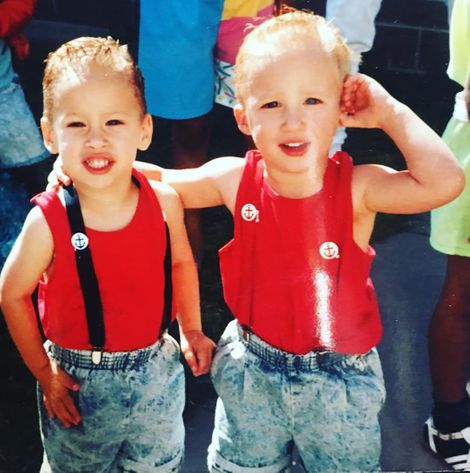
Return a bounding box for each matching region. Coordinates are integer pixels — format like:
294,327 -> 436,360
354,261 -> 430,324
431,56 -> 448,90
305,97 -> 320,105
67,121 -> 85,128
106,119 -> 124,126
261,101 -> 280,109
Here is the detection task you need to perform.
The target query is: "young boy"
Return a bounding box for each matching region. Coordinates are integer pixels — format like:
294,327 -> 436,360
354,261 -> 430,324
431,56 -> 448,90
52,11 -> 465,472
0,37 -> 215,473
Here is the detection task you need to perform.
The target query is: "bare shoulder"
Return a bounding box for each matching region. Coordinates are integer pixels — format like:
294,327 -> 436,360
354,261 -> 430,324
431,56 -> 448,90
204,157 -> 245,213
149,180 -> 182,216
23,206 -> 54,243
1,206 -> 54,291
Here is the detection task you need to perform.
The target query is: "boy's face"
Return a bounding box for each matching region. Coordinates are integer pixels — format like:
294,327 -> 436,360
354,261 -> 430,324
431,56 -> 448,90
41,65 -> 152,191
234,47 -> 343,175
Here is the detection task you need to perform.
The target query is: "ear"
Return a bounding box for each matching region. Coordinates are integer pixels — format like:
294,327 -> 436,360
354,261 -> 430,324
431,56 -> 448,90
40,117 -> 58,154
233,104 -> 252,136
138,113 -> 153,151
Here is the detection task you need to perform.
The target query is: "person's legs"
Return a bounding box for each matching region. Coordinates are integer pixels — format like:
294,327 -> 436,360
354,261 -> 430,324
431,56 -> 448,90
118,333 -> 185,472
39,340 -> 184,473
294,349 -> 385,473
38,360 -> 125,472
429,256 -> 470,406
0,80 -> 51,195
425,111 -> 470,469
208,321 -> 292,473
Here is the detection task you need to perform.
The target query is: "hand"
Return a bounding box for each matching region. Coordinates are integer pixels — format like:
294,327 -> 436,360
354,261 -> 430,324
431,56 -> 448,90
46,156 -> 71,191
38,360 -> 81,428
180,330 -> 216,377
339,73 -> 400,129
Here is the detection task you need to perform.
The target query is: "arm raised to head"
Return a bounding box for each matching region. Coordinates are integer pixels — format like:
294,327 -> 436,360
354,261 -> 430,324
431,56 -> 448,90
341,74 -> 465,215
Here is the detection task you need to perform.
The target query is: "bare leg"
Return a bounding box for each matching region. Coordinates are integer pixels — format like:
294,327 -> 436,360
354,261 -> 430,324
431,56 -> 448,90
428,255 -> 470,403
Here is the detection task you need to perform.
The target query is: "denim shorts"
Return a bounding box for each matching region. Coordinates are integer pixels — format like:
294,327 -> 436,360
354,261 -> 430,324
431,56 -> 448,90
38,333 -> 185,473
0,79 -> 49,169
208,321 -> 386,473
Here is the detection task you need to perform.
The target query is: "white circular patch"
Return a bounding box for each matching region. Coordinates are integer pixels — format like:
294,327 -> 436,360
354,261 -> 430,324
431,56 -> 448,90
319,241 -> 339,259
241,203 -> 259,222
71,232 -> 89,250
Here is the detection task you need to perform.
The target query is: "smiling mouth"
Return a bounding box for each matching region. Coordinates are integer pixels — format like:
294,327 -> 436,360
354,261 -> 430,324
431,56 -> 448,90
279,142 -> 310,156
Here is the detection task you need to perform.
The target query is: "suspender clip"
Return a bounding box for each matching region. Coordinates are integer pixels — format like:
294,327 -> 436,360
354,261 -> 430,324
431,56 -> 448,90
91,348 -> 103,365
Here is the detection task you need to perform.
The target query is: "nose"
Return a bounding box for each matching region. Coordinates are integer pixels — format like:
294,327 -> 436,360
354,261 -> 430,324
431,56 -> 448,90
283,106 -> 305,130
86,126 -> 107,148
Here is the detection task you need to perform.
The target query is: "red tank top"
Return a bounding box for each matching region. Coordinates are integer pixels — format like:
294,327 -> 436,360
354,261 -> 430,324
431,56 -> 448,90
33,170 -> 168,351
219,150 -> 382,355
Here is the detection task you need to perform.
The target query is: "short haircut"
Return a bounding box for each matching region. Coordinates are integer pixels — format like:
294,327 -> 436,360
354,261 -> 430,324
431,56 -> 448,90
43,36 -> 146,119
234,10 -> 356,103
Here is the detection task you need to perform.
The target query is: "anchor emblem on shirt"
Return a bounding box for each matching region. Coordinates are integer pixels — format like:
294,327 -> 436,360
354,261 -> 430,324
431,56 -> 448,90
319,241 -> 339,259
241,203 -> 260,222
71,232 -> 89,250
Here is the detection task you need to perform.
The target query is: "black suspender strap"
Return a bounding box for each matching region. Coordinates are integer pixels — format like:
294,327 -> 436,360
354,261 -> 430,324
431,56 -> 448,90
160,222 -> 172,334
63,177 -> 173,362
63,184 -> 105,362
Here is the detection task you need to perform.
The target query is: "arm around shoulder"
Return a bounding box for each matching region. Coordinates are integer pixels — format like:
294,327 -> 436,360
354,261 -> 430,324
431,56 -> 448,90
161,156 -> 244,210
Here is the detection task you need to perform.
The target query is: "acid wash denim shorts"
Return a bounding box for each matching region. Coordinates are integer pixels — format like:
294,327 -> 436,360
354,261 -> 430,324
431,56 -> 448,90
38,333 -> 185,473
208,320 -> 386,473
0,79 -> 49,169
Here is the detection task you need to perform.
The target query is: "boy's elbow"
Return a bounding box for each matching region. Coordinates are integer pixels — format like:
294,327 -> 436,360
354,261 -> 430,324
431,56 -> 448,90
437,167 -> 466,206
448,167 -> 465,199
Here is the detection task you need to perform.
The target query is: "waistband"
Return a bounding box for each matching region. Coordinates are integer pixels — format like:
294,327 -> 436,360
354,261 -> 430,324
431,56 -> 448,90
45,338 -> 163,371
237,324 -> 344,372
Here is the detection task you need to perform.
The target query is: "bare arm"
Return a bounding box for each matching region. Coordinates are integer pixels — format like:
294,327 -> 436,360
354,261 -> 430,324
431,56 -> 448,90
153,182 -> 215,376
136,157 -> 244,212
341,74 -> 465,215
0,207 -> 81,427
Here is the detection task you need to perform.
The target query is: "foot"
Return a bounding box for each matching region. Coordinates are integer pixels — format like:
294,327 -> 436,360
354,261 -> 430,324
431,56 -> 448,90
424,417 -> 470,470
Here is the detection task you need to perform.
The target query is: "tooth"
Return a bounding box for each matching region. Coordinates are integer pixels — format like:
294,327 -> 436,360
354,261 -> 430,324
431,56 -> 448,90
87,159 -> 109,169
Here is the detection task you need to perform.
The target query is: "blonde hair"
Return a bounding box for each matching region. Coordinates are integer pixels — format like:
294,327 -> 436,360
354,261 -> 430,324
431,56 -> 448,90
234,10 -> 356,102
43,36 -> 146,119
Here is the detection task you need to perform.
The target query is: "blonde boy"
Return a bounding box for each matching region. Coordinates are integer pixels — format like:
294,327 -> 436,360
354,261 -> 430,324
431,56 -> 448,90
53,11 -> 464,473
0,37 -> 214,473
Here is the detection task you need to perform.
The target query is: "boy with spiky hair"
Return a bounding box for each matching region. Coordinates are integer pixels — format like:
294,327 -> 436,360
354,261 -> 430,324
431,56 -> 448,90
0,37 -> 215,473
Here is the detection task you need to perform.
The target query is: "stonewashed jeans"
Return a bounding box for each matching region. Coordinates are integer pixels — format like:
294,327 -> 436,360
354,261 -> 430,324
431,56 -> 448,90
208,320 -> 386,473
38,333 -> 185,473
0,79 -> 49,169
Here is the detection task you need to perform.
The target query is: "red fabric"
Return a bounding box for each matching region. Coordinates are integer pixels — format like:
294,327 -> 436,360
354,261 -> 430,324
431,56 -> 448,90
219,150 -> 382,355
0,0 -> 36,59
33,170 -> 168,351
